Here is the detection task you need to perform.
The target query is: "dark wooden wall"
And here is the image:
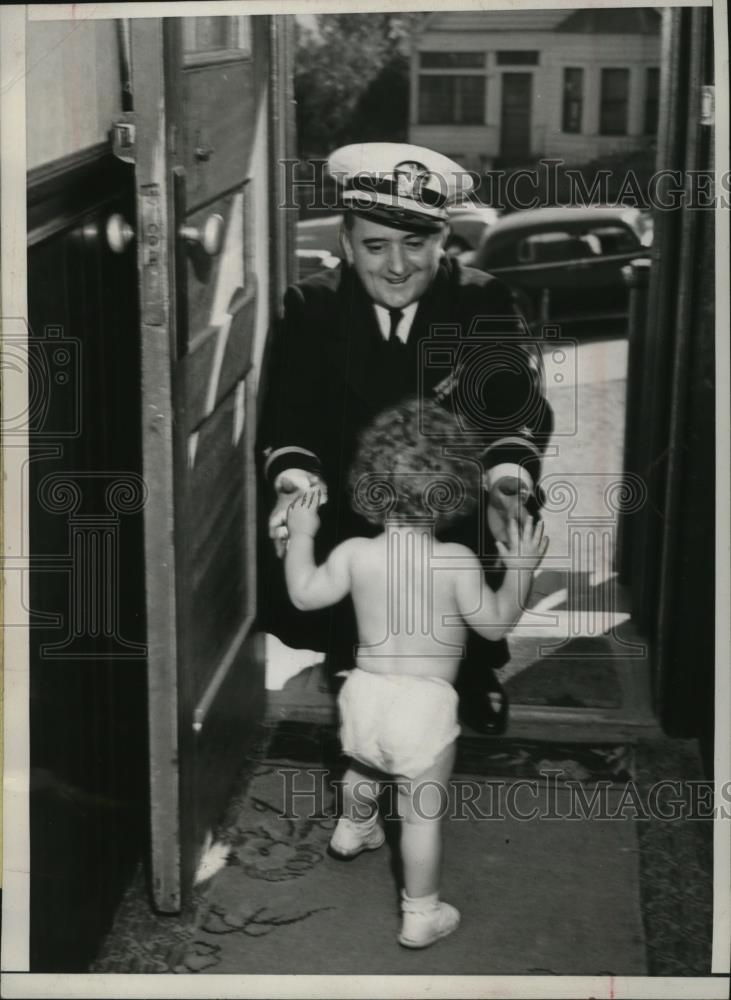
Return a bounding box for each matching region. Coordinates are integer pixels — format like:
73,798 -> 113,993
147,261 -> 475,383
622,7 -> 715,772
653,6 -> 716,768
28,148 -> 149,971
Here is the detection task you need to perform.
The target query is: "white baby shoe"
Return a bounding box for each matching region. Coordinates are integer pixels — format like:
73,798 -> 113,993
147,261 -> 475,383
329,815 -> 385,859
398,891 -> 460,948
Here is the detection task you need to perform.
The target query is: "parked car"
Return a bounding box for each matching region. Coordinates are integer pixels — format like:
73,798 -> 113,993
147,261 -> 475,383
466,206 -> 653,327
443,205 -> 500,254
296,214 -> 342,260
295,205 -> 500,278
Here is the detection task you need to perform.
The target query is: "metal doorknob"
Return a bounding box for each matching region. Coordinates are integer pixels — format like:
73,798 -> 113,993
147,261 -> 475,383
178,213 -> 225,257
106,213 -> 135,253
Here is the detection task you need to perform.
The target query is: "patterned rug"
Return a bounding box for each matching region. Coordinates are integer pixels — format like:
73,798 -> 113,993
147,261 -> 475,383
259,720 -> 636,783
170,764 -> 647,975
91,723 -> 712,976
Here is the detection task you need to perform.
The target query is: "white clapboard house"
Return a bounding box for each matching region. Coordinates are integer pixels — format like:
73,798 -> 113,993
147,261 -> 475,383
409,7 -> 662,169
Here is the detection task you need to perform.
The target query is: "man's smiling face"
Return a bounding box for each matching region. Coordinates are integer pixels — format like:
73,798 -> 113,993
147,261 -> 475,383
341,214 -> 447,309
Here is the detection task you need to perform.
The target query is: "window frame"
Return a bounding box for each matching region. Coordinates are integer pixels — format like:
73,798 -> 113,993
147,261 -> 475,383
561,66 -> 584,134
495,51 -> 540,66
182,15 -> 252,67
417,50 -> 487,126
419,51 -> 486,69
599,66 -> 631,136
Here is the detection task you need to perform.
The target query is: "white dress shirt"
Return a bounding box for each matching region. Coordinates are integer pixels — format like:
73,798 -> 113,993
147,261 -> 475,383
372,301 -> 419,343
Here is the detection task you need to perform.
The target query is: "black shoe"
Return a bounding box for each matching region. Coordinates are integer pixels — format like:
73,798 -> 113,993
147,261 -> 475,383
457,667 -> 509,736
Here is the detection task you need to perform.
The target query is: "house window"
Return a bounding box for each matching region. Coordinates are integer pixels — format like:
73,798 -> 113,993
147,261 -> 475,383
418,52 -> 486,124
419,52 -> 485,69
496,51 -> 539,65
599,68 -> 630,135
562,67 -> 584,133
419,76 -> 485,124
644,67 -> 660,134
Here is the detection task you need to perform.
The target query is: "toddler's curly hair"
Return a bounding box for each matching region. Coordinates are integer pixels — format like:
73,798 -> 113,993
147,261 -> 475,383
348,396 -> 480,529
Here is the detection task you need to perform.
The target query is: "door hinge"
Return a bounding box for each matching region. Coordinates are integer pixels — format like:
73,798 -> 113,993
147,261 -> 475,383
112,113 -> 137,163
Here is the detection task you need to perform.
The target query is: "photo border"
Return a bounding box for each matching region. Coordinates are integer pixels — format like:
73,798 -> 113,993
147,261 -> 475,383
2,1 -> 729,997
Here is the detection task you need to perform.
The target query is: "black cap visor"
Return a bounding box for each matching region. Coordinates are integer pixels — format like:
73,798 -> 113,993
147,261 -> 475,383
348,205 -> 445,234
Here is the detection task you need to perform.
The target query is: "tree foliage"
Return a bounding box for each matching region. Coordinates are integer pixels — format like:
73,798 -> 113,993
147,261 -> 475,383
294,13 -> 426,160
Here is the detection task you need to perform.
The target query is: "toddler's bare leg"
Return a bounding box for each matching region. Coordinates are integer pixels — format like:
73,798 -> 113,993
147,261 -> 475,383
341,762 -> 380,822
329,761 -> 385,858
397,743 -> 456,898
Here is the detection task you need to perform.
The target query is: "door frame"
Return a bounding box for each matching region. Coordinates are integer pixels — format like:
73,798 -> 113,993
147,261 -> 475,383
129,17 -> 182,911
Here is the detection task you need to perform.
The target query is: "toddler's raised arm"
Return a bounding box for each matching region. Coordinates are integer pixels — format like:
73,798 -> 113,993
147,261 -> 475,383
284,489 -> 355,611
455,518 -> 548,639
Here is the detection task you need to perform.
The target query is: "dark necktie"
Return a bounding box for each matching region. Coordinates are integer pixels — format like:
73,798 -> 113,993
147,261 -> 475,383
386,308 -> 405,355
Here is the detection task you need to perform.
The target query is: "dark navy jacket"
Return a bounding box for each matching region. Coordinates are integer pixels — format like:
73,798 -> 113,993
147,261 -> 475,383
257,256 -> 553,652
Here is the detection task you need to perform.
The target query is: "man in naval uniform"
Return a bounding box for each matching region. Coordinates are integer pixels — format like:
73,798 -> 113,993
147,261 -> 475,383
257,143 -> 553,733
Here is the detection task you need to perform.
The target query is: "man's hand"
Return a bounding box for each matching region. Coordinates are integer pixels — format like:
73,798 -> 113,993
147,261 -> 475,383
495,516 -> 548,572
286,488 -> 323,540
486,475 -> 532,545
269,469 -> 327,558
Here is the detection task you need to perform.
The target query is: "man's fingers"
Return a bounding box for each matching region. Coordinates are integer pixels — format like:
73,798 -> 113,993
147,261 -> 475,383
269,509 -> 287,537
271,522 -> 289,559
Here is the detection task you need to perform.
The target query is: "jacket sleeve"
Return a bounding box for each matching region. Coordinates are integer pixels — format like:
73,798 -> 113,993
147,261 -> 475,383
257,284 -> 328,486
459,272 -> 554,489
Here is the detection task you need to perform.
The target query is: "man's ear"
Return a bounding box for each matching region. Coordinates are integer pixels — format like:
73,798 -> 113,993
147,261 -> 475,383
438,223 -> 449,254
340,226 -> 355,265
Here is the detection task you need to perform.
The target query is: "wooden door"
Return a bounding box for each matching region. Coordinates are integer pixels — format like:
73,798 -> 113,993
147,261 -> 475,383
129,14 -> 269,911
500,73 -> 533,163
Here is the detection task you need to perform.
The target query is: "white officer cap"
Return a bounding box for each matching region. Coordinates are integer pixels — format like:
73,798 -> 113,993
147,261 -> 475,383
328,142 -> 474,233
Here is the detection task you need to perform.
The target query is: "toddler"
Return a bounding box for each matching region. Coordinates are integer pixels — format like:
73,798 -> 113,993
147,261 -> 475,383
284,398 -> 548,948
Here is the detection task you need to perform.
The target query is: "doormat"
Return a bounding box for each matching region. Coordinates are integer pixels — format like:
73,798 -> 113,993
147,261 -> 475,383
503,654 -> 623,708
272,655 -> 627,713
258,719 -> 636,784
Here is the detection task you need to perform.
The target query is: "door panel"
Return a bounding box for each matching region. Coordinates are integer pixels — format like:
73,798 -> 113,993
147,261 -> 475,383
182,287 -> 256,432
188,387 -> 251,692
183,189 -> 250,345
130,14 -> 268,910
180,16 -> 258,210
182,63 -> 257,208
